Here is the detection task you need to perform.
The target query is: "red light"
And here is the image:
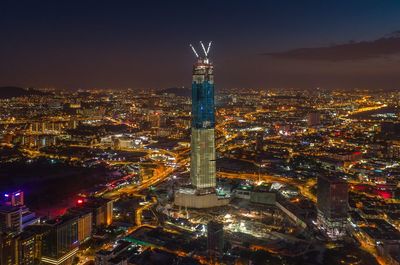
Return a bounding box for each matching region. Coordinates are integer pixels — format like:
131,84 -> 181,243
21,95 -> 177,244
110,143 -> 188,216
77,199 -> 83,204
376,190 -> 392,199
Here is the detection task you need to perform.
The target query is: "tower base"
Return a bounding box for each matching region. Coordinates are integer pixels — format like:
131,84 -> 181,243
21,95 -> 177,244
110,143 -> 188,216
174,188 -> 229,209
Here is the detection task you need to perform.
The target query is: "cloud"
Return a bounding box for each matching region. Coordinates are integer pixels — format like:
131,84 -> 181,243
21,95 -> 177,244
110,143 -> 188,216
265,31 -> 400,61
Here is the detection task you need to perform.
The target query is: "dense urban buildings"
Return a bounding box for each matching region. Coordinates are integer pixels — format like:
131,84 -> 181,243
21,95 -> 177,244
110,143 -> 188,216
0,60 -> 400,264
0,77 -> 399,265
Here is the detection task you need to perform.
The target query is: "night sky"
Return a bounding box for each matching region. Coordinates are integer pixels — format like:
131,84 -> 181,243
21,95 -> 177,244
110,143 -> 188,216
1,0 -> 400,90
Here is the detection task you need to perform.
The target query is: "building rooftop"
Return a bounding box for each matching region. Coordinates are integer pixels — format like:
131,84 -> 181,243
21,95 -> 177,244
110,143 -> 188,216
0,205 -> 20,213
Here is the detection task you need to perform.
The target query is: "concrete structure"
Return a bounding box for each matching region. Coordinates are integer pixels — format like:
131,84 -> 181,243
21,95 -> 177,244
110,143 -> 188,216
250,191 -> 276,205
174,189 -> 229,208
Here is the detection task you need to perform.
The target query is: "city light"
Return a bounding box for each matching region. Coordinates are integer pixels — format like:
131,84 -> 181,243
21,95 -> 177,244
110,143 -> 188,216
0,3 -> 399,265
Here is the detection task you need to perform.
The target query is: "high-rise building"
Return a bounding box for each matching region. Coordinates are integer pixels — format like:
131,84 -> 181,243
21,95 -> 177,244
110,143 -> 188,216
1,190 -> 39,230
41,216 -> 79,265
317,175 -> 348,240
0,231 -> 36,265
0,205 -> 22,233
68,197 -> 113,228
74,211 -> 92,243
190,45 -> 216,190
174,42 -> 229,208
307,111 -> 321,127
23,224 -> 52,262
0,232 -> 18,265
207,220 -> 224,261
59,211 -> 92,244
17,231 -> 36,265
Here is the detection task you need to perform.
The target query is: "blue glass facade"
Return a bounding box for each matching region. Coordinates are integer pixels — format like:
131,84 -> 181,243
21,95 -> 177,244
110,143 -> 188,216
191,80 -> 215,129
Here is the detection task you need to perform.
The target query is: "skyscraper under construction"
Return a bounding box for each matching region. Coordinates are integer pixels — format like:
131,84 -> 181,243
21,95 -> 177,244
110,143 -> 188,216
174,42 -> 229,208
190,42 -> 216,190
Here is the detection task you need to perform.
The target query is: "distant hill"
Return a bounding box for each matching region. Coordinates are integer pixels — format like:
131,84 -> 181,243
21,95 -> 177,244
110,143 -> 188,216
157,87 -> 191,97
0,87 -> 47,99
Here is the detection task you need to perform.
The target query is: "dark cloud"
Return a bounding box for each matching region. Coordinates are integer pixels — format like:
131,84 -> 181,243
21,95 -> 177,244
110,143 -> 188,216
266,31 -> 400,61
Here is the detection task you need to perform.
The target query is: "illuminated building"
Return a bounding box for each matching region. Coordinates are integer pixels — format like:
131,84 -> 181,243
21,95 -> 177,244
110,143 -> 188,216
17,231 -> 36,265
0,229 -> 36,265
41,216 -> 79,265
1,191 -> 39,231
23,224 -> 52,263
0,233 -> 18,265
317,175 -> 348,240
174,42 -> 229,208
63,210 -> 92,244
69,197 -> 113,227
3,190 -> 24,207
76,211 -> 92,243
95,240 -> 131,265
190,45 -> 216,189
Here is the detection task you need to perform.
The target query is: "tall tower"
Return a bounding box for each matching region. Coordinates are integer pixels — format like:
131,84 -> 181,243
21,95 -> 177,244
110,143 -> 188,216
174,42 -> 229,208
190,41 -> 216,190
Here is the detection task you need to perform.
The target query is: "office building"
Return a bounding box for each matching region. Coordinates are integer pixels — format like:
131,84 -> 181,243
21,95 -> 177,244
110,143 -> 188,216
17,231 -> 36,265
69,197 -> 113,228
317,175 -> 348,240
0,232 -> 18,265
41,216 -> 79,265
